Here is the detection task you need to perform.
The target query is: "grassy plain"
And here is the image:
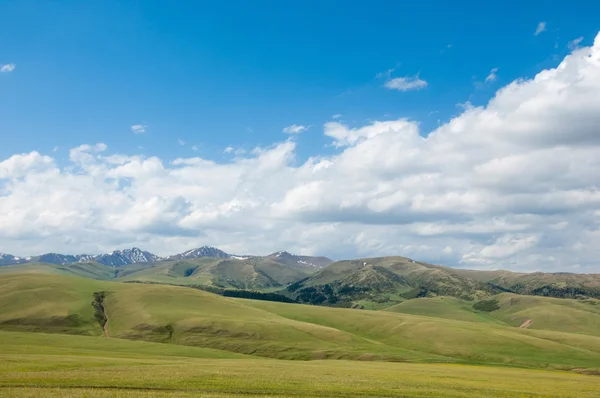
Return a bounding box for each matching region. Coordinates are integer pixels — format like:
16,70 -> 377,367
1,331 -> 599,397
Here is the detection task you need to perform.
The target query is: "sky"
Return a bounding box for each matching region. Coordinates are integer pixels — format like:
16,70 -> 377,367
1,1 -> 600,272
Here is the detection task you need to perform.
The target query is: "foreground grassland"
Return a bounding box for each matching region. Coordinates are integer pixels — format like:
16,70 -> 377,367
1,331 -> 599,398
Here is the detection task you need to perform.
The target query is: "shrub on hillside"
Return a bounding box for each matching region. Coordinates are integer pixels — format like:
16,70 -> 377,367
473,299 -> 500,312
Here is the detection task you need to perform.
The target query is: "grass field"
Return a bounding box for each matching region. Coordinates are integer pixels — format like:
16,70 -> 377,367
1,272 -> 600,397
1,331 -> 599,397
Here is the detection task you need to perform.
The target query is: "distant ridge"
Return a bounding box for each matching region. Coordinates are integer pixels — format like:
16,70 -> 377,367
266,251 -> 333,269
0,246 -> 332,268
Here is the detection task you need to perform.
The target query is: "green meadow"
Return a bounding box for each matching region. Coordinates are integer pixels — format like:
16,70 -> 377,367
1,272 -> 599,396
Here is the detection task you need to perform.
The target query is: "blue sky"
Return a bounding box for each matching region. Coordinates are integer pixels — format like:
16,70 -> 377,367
1,1 -> 600,272
1,0 -> 597,162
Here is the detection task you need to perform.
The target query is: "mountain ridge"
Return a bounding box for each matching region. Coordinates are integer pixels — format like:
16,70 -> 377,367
0,246 -> 333,269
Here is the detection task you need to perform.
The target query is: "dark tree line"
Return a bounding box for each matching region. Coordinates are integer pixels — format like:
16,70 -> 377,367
91,291 -> 107,327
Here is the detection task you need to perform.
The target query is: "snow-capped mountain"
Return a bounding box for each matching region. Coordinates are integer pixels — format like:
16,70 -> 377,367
0,246 -> 333,269
0,253 -> 27,266
166,246 -> 231,260
94,248 -> 160,267
266,251 -> 333,269
30,253 -> 94,265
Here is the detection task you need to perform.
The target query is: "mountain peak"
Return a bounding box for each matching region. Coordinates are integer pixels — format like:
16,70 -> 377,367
267,251 -> 333,269
167,246 -> 231,260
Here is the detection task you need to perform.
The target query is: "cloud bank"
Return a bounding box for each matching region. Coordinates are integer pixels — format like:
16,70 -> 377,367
2,33 -> 600,272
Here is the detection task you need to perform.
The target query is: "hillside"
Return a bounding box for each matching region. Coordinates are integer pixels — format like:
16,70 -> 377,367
117,257 -> 315,289
1,273 -> 600,372
386,293 -> 600,336
445,268 -> 600,298
284,257 -> 600,308
285,257 -> 499,308
0,256 -> 317,291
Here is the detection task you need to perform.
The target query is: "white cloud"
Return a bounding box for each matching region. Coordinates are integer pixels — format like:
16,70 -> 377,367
283,124 -> 308,134
2,32 -> 600,272
568,36 -> 584,50
178,139 -> 186,146
485,67 -> 499,83
384,75 -> 428,91
332,114 -> 343,119
0,63 -> 15,72
131,124 -> 147,134
534,22 -> 546,36
224,146 -> 246,156
0,152 -> 54,179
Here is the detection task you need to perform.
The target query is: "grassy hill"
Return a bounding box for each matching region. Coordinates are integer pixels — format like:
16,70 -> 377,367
284,257 -> 600,308
285,257 -> 501,308
1,273 -> 600,372
116,257 -> 315,289
2,331 -> 599,397
447,268 -> 600,298
0,261 -> 120,280
0,256 -> 316,291
385,293 -> 600,336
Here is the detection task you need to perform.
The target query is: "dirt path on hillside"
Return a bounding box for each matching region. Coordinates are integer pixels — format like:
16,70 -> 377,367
519,319 -> 533,329
103,309 -> 110,338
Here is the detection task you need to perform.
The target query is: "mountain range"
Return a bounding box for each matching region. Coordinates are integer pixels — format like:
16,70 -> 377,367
0,246 -> 334,269
1,246 -> 599,308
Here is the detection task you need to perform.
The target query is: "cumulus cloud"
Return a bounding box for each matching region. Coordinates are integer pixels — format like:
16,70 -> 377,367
0,152 -> 54,179
2,32 -> 600,272
283,124 -> 308,134
0,63 -> 16,72
384,75 -> 428,91
534,22 -> 546,36
485,67 -> 499,83
131,124 -> 147,134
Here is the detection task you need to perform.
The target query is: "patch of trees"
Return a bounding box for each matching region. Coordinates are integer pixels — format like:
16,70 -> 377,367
287,277 -> 310,292
293,283 -> 362,307
193,285 -> 296,303
91,291 -> 107,327
473,299 -> 500,312
529,285 -> 600,299
184,267 -> 197,277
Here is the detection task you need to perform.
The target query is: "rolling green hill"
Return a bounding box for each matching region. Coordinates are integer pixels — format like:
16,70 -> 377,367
0,261 -> 120,280
1,273 -> 600,373
284,257 -> 600,308
0,256 -> 317,291
285,257 -> 501,308
385,293 -> 600,336
446,267 -> 600,298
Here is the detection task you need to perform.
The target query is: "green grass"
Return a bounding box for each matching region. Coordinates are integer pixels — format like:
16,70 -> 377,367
384,293 -> 600,336
0,262 -> 118,280
385,296 -> 502,323
1,331 -> 599,397
2,273 -> 600,373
